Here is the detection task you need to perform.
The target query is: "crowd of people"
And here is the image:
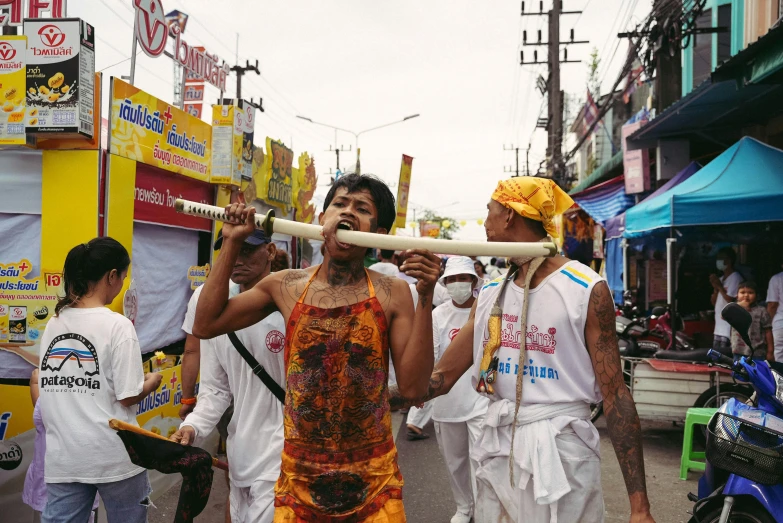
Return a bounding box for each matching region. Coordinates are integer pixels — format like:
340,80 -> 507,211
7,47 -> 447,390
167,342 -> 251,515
26,174 -> 657,523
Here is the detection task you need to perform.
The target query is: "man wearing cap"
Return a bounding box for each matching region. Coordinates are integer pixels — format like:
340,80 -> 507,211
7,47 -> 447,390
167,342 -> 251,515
391,178 -> 655,522
432,256 -> 489,523
172,228 -> 286,523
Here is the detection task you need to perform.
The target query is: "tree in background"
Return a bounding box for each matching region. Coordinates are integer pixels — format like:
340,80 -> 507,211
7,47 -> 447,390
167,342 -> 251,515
420,209 -> 460,240
587,46 -> 601,98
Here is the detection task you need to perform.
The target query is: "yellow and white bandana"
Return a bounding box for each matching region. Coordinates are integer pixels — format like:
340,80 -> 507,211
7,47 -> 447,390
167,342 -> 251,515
491,177 -> 573,238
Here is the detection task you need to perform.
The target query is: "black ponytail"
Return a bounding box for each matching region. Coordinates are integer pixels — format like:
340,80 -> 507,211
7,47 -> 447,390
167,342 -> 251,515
55,237 -> 131,315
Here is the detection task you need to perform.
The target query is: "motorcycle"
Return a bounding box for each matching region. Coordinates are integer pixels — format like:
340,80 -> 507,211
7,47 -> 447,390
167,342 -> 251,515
688,302 -> 783,523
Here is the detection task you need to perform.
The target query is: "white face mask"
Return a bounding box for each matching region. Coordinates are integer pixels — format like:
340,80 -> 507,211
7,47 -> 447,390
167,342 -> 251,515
446,281 -> 474,305
716,260 -> 726,271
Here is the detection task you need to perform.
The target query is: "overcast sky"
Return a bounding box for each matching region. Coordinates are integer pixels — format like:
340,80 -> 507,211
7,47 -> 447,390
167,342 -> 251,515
69,0 -> 652,240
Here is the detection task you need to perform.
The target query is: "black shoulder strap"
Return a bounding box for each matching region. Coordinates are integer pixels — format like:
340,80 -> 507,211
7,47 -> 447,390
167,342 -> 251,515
226,332 -> 285,404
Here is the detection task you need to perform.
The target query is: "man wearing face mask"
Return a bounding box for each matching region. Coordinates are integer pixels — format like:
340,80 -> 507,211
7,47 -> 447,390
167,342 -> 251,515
709,247 -> 743,353
432,257 -> 490,523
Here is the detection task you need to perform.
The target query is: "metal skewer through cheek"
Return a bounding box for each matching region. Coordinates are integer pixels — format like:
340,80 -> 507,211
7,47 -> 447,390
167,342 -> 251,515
174,199 -> 558,258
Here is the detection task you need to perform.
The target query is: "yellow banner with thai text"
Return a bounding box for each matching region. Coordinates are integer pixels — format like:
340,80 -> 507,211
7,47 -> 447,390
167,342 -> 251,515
109,77 -> 211,183
394,154 -> 413,229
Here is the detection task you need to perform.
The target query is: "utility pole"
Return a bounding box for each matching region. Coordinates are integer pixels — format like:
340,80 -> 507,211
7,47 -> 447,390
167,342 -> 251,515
520,1 -> 586,185
326,144 -> 352,178
231,59 -> 260,99
504,144 -> 521,177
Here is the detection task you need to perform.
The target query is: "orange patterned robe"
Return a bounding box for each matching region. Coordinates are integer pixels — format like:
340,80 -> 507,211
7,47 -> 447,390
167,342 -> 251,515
273,269 -> 405,522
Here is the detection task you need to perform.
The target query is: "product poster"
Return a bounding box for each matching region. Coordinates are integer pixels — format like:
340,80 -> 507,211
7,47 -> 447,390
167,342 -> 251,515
209,103 -> 240,186
110,77 -> 211,182
0,35 -> 27,145
24,19 -> 95,138
0,260 -> 62,374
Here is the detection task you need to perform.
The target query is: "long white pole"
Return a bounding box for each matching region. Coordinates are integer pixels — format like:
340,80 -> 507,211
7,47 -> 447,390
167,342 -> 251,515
175,199 -> 556,258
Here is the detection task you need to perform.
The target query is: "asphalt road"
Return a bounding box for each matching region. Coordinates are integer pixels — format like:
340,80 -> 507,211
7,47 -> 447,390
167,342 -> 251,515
149,412 -> 699,523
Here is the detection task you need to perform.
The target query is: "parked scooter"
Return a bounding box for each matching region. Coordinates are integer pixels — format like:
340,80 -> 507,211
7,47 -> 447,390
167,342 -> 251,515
688,302 -> 783,523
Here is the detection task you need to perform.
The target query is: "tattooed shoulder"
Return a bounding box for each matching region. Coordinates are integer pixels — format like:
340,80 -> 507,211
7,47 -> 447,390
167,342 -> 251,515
280,269 -> 311,301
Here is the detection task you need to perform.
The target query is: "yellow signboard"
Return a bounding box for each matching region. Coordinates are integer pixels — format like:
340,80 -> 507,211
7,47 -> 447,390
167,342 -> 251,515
292,152 -> 317,223
109,77 -> 211,182
186,264 -> 210,290
0,260 -> 62,370
255,137 -> 293,211
0,35 -> 27,145
395,155 -> 414,229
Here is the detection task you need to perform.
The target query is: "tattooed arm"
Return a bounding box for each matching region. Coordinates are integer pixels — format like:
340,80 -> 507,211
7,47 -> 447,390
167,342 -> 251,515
586,282 -> 655,523
389,302 -> 477,409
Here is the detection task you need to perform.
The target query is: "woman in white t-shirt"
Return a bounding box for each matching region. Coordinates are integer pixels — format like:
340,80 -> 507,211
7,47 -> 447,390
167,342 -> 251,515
38,238 -> 162,523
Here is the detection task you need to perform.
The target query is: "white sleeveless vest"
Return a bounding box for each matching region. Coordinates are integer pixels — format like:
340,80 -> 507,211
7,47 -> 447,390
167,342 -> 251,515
471,260 -> 603,405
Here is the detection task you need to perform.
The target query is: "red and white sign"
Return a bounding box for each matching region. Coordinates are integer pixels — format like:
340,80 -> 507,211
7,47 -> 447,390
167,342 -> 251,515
0,0 -> 66,27
184,103 -> 202,119
185,47 -> 205,84
134,163 -> 213,231
183,83 -> 204,102
131,0 -> 228,91
622,121 -> 650,194
133,0 -> 168,58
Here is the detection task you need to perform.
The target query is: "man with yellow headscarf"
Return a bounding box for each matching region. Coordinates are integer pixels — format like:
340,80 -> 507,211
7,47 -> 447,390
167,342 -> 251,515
390,177 -> 655,523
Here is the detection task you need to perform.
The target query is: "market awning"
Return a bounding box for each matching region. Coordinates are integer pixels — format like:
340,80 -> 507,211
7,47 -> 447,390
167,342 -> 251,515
604,161 -> 700,240
568,151 -> 623,195
571,175 -> 633,225
624,137 -> 783,238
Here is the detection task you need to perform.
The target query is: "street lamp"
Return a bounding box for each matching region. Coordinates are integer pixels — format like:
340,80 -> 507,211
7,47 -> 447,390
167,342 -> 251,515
296,113 -> 420,174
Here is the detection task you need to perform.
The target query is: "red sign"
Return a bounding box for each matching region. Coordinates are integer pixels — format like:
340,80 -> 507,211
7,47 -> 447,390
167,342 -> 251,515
185,47 -> 205,84
183,83 -> 204,102
184,103 -> 202,119
134,163 -> 213,231
0,0 -> 66,26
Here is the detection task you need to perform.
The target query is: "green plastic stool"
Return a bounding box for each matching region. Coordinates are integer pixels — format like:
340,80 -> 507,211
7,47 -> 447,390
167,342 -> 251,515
680,407 -> 718,480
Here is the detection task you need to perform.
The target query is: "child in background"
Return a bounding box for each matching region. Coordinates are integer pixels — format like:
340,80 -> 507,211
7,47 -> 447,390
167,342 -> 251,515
38,238 -> 162,523
730,281 -> 774,361
23,369 -> 99,523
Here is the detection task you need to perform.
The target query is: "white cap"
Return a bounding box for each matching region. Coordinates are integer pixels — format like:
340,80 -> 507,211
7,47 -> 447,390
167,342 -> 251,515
439,256 -> 478,284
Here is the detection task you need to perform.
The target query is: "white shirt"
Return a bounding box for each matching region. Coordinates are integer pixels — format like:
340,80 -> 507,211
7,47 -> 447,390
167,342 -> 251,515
181,283 -> 286,486
432,301 -> 489,422
714,271 -> 743,338
472,262 -> 603,405
38,307 -> 145,483
767,272 -> 783,330
368,262 -> 401,277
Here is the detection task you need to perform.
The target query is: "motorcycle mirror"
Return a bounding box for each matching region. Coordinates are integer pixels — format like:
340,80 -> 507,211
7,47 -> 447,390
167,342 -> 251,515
721,303 -> 753,349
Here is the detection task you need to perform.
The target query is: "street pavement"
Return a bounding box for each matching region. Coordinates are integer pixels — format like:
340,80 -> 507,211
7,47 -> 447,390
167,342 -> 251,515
149,412 -> 700,522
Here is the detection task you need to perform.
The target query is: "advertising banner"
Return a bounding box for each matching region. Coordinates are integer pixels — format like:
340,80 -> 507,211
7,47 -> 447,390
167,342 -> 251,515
186,264 -> 209,289
0,260 -> 62,374
292,152 -> 317,224
394,154 -> 413,229
622,120 -> 650,194
0,36 -> 27,145
260,136 -> 293,211
134,163 -> 213,231
24,18 -> 95,138
210,100 -> 253,186
420,223 -> 440,238
110,77 -> 211,182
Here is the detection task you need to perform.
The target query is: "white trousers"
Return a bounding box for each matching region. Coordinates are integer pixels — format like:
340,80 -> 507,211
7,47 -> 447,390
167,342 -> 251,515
774,328 -> 783,362
407,401 -> 434,429
435,416 -> 485,517
229,479 -> 276,523
473,430 -> 604,523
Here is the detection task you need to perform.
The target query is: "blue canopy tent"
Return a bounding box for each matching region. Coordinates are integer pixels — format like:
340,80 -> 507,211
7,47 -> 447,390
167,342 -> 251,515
624,137 -> 783,237
601,161 -> 701,303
